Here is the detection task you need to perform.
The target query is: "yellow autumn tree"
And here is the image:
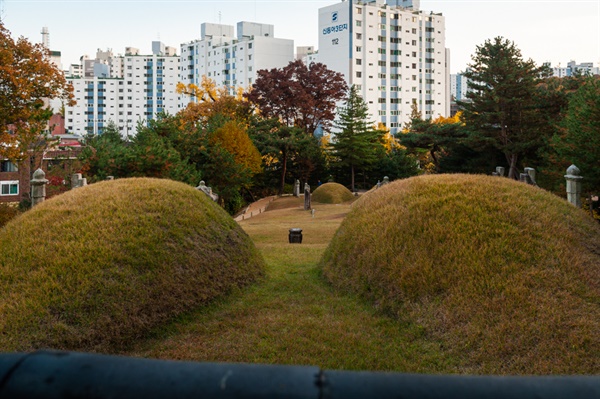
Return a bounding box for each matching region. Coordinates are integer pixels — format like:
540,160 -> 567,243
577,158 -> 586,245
177,76 -> 250,127
210,121 -> 262,175
375,122 -> 405,153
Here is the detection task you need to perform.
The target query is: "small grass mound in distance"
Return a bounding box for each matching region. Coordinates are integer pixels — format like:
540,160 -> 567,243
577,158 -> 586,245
321,174 -> 600,374
311,182 -> 355,204
0,178 -> 265,352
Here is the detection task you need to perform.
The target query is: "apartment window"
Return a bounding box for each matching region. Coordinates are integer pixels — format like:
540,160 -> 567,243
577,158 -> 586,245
356,46 -> 362,52
356,7 -> 362,14
378,61 -> 386,66
356,59 -> 362,65
0,181 -> 18,196
379,24 -> 386,30
356,71 -> 362,78
412,28 -> 417,34
248,43 -> 253,49
356,33 -> 362,40
356,20 -> 362,27
0,161 -> 17,172
412,40 -> 417,46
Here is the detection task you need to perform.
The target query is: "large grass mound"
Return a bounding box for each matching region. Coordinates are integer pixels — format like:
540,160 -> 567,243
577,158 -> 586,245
0,178 -> 265,352
312,182 -> 355,204
321,174 -> 600,374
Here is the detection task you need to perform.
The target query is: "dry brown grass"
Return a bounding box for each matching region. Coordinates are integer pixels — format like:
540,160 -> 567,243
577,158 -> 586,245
321,174 -> 600,374
127,199 -> 452,372
0,178 -> 265,352
312,182 -> 355,204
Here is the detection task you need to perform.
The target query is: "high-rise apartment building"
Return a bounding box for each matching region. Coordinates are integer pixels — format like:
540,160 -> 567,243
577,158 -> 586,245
544,60 -> 600,77
318,0 -> 450,134
64,42 -> 180,137
450,73 -> 470,101
180,21 -> 294,106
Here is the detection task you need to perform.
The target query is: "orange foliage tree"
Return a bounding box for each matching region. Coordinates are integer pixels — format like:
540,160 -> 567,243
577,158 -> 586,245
0,23 -> 74,162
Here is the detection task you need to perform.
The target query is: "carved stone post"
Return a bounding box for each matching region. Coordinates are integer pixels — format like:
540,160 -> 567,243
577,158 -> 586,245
31,168 -> 48,207
71,173 -> 87,188
524,167 -> 537,185
304,183 -> 311,210
293,180 -> 300,197
565,165 -> 583,208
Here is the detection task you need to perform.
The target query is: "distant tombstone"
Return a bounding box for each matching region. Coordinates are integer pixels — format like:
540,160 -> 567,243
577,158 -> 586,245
524,167 -> 537,185
496,166 -> 505,177
31,168 -> 48,207
71,173 -> 82,188
196,180 -> 219,202
304,183 -> 311,210
106,176 -> 115,181
381,176 -> 390,185
377,180 -> 381,189
293,179 -> 300,197
565,165 -> 583,208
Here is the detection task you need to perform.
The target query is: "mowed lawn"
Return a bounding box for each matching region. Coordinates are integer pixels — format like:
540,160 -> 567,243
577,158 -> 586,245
128,196 -> 454,372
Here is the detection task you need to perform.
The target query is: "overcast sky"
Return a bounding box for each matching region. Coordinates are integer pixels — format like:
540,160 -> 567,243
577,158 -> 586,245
2,0 -> 599,74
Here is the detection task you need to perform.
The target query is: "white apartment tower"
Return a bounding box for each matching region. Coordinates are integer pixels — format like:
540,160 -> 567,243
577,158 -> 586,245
180,21 -> 294,105
64,42 -> 180,137
450,73 -> 470,101
318,0 -> 450,134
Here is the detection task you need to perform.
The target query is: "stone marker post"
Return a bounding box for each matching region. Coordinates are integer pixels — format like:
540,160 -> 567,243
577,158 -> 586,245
31,168 -> 48,207
304,183 -> 311,210
565,164 -> 583,208
496,166 -> 505,177
71,173 -> 87,188
293,180 -> 300,197
524,167 -> 537,185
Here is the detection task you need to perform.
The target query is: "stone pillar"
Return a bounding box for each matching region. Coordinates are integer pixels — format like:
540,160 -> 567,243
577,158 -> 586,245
31,168 -> 48,207
304,183 -> 311,211
565,165 -> 583,208
71,173 -> 82,188
71,173 -> 87,188
293,180 -> 300,197
525,167 -> 537,185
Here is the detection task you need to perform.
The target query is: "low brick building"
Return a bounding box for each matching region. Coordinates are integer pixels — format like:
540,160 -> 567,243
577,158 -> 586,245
0,136 -> 83,205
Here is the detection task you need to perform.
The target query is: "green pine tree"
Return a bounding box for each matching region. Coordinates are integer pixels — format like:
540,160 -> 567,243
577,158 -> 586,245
330,85 -> 383,192
459,37 -> 550,179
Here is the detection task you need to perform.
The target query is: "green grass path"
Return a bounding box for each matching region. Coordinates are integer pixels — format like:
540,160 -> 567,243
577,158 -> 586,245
128,197 -> 453,372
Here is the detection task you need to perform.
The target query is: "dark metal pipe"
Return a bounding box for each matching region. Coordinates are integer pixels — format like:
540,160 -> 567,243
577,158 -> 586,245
0,350 -> 599,399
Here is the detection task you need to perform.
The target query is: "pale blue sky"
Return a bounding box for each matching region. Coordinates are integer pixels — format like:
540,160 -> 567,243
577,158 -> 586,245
2,0 -> 599,73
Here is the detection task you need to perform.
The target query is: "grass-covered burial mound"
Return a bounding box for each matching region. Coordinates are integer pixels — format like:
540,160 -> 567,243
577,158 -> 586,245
321,174 -> 600,374
0,178 -> 265,352
311,182 -> 355,204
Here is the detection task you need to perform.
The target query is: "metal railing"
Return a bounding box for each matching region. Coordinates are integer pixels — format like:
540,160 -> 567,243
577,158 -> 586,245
0,350 -> 598,398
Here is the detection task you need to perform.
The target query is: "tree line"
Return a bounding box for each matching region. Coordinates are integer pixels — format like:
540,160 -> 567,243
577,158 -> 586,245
1,22 -> 597,215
